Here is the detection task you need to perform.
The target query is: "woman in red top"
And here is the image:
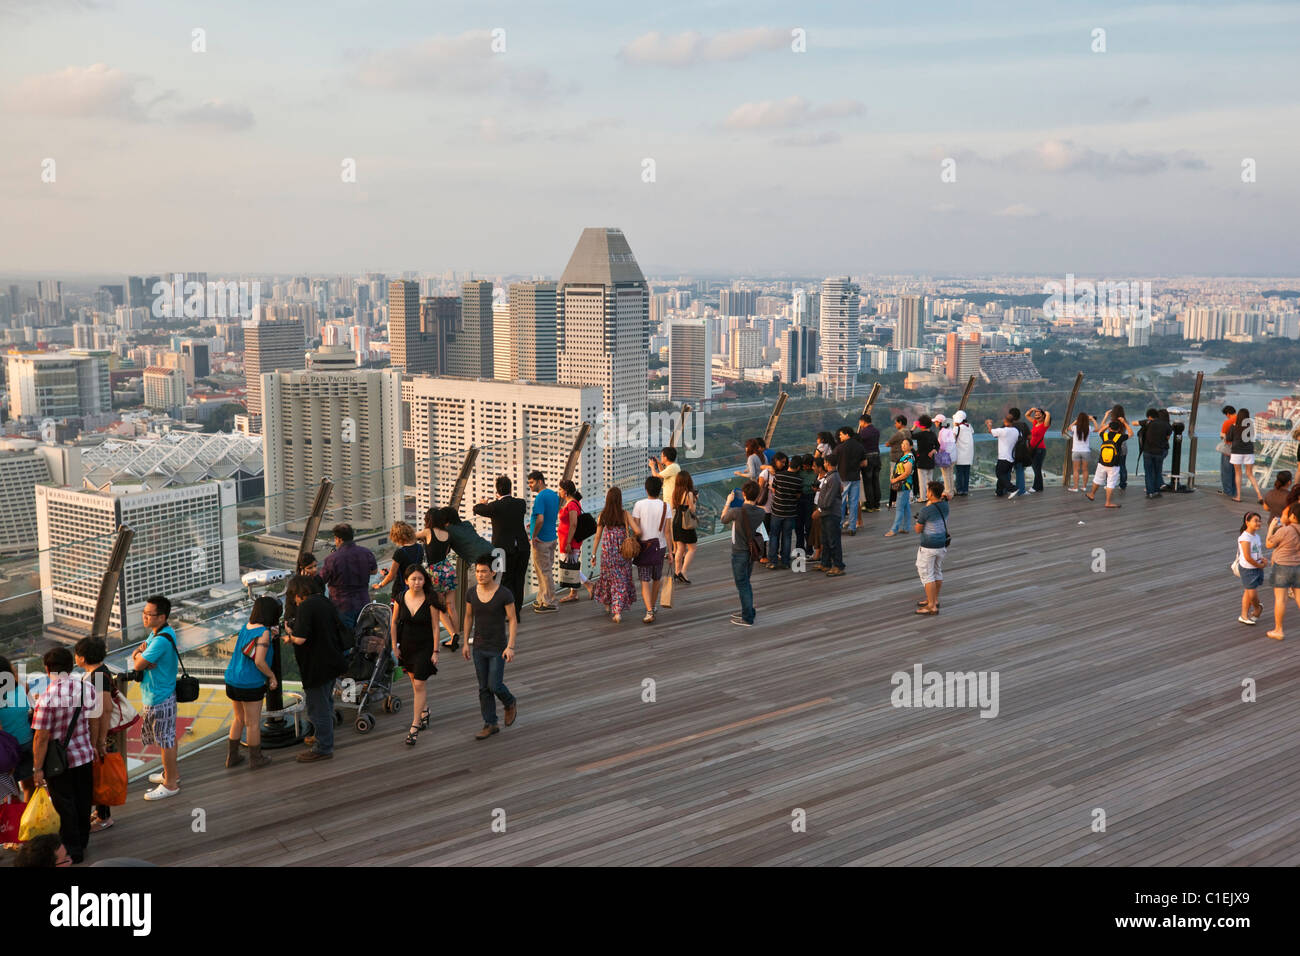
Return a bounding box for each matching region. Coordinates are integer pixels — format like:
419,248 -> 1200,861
1027,406 -> 1051,494
556,479 -> 591,604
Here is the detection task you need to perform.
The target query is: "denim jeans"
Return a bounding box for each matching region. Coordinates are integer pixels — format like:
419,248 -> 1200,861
1117,452 -> 1128,490
889,493 -> 912,534
862,455 -> 882,510
304,681 -> 335,754
1221,453 -> 1237,496
730,550 -> 755,623
955,464 -> 970,495
995,459 -> 1014,496
1144,451 -> 1166,495
1014,463 -> 1026,494
795,494 -> 814,551
841,479 -> 861,528
1030,446 -> 1046,492
768,514 -> 795,565
820,514 -> 844,569
472,646 -> 515,726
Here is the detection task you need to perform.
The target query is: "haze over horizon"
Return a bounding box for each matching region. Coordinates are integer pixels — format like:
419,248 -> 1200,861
2,0 -> 1297,276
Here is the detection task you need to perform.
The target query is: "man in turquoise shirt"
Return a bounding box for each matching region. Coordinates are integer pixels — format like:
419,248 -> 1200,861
526,470 -> 560,612
131,594 -> 180,801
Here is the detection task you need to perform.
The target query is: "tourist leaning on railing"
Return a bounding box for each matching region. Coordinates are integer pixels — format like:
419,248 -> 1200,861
1228,408 -> 1265,505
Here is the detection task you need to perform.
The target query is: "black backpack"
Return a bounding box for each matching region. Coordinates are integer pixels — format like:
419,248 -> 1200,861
1012,422 -> 1033,466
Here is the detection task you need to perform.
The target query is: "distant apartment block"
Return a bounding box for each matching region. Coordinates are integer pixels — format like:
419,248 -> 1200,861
244,319 -> 305,421
143,366 -> 186,414
4,349 -> 111,421
510,281 -> 558,383
818,277 -> 861,400
388,279 -> 437,376
448,281 -> 494,378
668,319 -> 711,402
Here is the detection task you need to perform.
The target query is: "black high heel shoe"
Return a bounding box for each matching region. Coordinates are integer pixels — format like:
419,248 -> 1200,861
440,633 -> 461,651
405,725 -> 420,746
419,709 -> 430,730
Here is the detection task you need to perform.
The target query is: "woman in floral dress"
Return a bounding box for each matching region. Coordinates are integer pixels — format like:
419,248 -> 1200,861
590,486 -> 640,624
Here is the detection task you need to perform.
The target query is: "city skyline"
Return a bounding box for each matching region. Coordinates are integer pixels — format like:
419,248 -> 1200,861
2,1 -> 1298,276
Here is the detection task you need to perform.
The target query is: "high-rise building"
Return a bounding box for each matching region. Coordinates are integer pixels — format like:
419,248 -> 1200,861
4,350 -> 111,420
99,285 -> 125,308
493,302 -> 515,381
419,295 -> 458,375
181,339 -> 211,380
306,344 -> 359,372
1183,308 -> 1225,342
818,277 -> 861,400
782,325 -> 819,384
897,294 -> 924,350
388,279 -> 437,376
509,281 -> 558,383
402,377 -> 601,537
668,319 -> 711,402
35,480 -> 238,641
945,332 -> 981,384
0,442 -> 58,556
448,281 -> 494,378
556,227 -> 650,487
262,368 -> 402,536
719,289 -> 757,317
729,327 -> 761,370
244,319 -> 305,421
143,366 -> 186,414
1127,318 -> 1151,348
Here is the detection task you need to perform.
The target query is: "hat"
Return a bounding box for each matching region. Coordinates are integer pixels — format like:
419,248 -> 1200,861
953,410 -> 967,423
933,414 -> 947,423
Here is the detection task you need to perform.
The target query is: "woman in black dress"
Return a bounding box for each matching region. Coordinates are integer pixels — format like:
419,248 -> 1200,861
389,565 -> 454,745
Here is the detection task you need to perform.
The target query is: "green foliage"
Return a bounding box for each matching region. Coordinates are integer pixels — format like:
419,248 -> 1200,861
1202,339 -> 1300,379
203,402 -> 247,433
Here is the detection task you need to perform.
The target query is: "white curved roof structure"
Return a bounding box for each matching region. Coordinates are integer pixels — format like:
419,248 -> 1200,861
80,432 -> 263,490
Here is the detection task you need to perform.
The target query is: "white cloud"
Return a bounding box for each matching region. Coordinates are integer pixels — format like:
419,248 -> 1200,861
174,100 -> 254,131
776,130 -> 842,148
724,96 -> 864,130
936,139 -> 1207,177
5,63 -> 150,121
355,31 -> 565,100
620,27 -> 789,67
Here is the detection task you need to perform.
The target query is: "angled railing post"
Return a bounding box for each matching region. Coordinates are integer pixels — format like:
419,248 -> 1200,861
1060,372 -> 1084,487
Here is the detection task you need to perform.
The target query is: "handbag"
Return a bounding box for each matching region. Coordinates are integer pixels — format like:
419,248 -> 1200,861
158,632 -> 200,704
619,516 -> 641,561
935,449 -> 953,468
940,510 -> 952,548
1230,557 -> 1241,578
634,502 -> 667,567
92,752 -> 127,806
0,728 -> 18,775
0,795 -> 25,843
1215,440 -> 1232,457
85,671 -> 139,735
680,494 -> 698,530
558,558 -> 583,586
738,506 -> 764,562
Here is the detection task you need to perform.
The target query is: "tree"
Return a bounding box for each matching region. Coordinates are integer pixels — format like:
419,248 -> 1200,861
204,402 -> 247,433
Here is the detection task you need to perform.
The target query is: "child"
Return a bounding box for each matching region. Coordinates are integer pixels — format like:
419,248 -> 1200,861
1237,512 -> 1267,625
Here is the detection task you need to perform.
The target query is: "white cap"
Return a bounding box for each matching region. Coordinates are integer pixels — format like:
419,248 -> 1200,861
953,410 -> 967,423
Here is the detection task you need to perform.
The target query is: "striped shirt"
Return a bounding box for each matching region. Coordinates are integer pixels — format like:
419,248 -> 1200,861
32,675 -> 98,769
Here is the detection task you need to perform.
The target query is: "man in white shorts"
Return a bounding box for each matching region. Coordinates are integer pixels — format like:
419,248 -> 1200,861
1086,420 -> 1130,509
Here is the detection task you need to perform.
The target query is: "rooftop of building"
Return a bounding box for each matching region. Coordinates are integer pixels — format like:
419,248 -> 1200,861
73,484 -> 1299,865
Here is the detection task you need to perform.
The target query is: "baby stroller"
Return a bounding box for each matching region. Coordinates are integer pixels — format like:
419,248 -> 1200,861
334,601 -> 400,733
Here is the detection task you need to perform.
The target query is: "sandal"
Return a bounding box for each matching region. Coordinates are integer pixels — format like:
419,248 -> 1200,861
405,725 -> 420,746
559,594 -> 580,604
916,600 -> 941,609
419,708 -> 430,730
915,606 -> 939,615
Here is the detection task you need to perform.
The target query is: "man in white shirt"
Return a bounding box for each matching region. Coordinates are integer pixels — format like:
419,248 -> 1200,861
986,413 -> 1021,499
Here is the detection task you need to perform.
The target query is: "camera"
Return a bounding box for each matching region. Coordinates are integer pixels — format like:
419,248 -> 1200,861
123,668 -> 143,682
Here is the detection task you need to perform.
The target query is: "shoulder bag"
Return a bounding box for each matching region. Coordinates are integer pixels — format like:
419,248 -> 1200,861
41,699 -> 84,780
620,512 -> 641,561
158,631 -> 200,704
680,492 -> 698,530
738,506 -> 764,563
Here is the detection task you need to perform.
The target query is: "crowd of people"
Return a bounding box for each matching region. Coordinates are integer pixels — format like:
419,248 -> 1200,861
1,396 -> 1276,865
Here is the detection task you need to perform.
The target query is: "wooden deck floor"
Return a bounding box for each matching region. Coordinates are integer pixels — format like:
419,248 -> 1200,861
87,484 -> 1300,865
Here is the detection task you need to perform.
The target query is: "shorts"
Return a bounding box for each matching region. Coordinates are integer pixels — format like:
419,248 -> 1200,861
1071,451 -> 1090,462
916,546 -> 946,584
1093,464 -> 1119,489
141,694 -> 178,749
1230,453 -> 1255,466
1270,563 -> 1300,589
1240,567 -> 1264,590
225,683 -> 266,703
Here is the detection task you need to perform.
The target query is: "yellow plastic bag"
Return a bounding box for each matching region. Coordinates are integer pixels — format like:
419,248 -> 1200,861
18,785 -> 61,842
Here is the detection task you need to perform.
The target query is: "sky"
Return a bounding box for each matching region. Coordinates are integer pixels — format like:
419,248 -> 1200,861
1,0 -> 1297,278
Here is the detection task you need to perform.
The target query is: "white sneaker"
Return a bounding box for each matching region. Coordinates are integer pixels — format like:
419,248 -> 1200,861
143,783 -> 180,801
1238,616 -> 1257,625
1007,490 -> 1020,500
147,771 -> 181,785
1025,489 -> 1037,495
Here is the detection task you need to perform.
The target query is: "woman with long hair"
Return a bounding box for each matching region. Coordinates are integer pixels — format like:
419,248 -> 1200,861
1236,511 -> 1268,625
1264,503 -> 1300,640
1229,407 -> 1265,504
223,596 -> 280,770
390,565 -> 454,744
590,486 -> 641,623
671,470 -> 699,583
736,438 -> 766,480
1069,412 -> 1097,492
556,479 -> 590,604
